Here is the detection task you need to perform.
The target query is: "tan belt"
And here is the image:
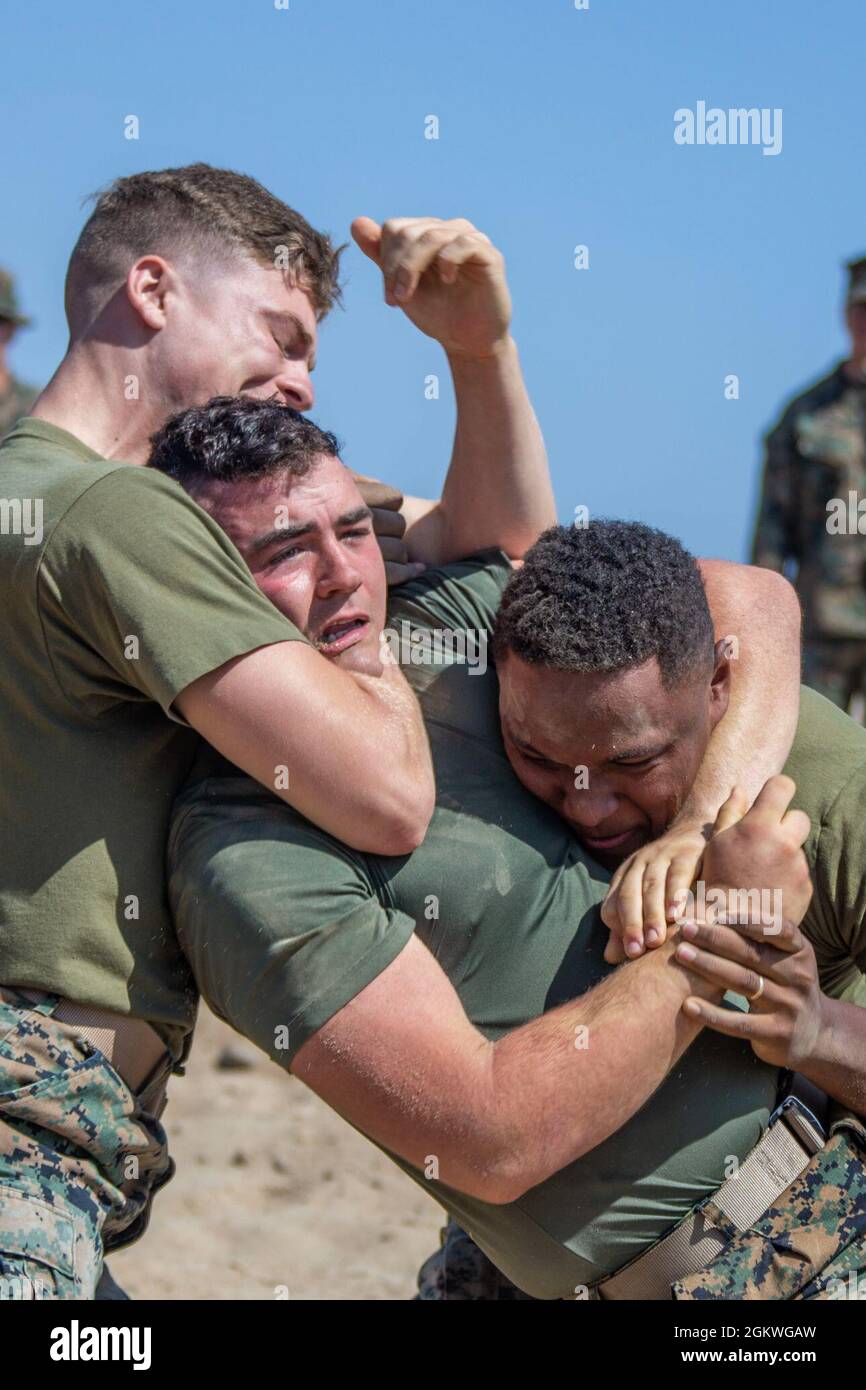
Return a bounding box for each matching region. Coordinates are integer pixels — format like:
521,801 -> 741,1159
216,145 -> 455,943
52,999 -> 168,1097
596,1076 -> 828,1301
2,988 -> 168,1098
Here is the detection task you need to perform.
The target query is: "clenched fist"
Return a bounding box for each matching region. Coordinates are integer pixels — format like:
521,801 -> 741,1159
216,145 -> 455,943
351,215 -> 512,360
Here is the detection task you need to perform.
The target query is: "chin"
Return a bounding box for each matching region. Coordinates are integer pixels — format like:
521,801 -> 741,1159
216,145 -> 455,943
331,643 -> 383,676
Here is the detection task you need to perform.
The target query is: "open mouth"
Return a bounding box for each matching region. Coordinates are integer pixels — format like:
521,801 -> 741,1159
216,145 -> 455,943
315,615 -> 370,655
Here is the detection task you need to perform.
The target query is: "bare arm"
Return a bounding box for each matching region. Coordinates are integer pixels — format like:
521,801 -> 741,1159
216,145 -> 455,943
686,559 -> 802,818
293,777 -> 808,1204
292,929 -> 706,1204
603,561 -> 802,958
402,339 -> 555,565
176,643 -> 433,856
352,216 -> 555,568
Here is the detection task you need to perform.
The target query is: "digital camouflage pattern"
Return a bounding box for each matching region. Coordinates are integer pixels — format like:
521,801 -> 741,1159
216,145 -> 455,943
0,989 -> 173,1300
674,1115 -> 866,1301
0,376 -> 37,440
415,1219 -> 537,1300
417,1117 -> 866,1302
752,364 -> 866,713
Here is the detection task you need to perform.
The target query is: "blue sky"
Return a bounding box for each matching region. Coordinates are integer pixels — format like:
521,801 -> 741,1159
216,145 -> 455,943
3,0 -> 865,559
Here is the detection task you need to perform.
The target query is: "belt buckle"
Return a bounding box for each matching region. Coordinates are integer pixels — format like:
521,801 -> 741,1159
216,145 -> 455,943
769,1094 -> 827,1155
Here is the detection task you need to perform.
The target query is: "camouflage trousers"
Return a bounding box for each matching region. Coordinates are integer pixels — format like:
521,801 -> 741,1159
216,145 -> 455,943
416,1221 -> 539,1300
0,989 -> 174,1300
803,638 -> 866,720
417,1116 -> 866,1301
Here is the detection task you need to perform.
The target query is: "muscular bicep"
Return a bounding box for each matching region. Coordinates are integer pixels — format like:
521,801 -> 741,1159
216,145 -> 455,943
291,934 -> 497,1186
175,640 -> 432,855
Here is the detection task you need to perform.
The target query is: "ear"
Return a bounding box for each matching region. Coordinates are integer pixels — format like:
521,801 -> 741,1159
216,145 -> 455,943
126,255 -> 173,332
708,640 -> 732,728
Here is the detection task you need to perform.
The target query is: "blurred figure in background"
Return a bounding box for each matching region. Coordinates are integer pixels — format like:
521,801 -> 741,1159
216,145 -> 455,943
0,268 -> 37,438
752,256 -> 866,721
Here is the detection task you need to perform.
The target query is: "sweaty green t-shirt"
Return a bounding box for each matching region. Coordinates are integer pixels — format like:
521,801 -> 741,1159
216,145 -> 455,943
0,419 -> 304,1061
172,551 -> 866,1296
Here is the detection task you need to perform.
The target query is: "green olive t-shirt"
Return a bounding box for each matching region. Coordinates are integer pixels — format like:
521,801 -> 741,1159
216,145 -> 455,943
170,553 -> 866,1295
0,419 -> 304,1061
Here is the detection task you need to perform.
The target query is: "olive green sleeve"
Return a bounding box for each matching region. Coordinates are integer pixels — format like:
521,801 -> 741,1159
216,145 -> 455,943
389,548 -> 513,635
167,776 -> 416,1064
807,768 -> 866,1006
38,465 -> 304,719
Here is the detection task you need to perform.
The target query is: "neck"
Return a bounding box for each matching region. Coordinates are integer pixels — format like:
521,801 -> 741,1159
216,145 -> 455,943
31,340 -> 168,464
0,346 -> 10,394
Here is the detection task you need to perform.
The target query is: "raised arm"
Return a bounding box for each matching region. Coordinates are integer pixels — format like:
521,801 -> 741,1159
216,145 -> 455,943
352,216 -> 556,567
684,559 -> 802,814
176,647 -> 433,856
602,560 -> 802,959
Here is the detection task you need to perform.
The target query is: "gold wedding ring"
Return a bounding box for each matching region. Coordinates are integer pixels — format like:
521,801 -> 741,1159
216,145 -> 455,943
746,975 -> 765,1003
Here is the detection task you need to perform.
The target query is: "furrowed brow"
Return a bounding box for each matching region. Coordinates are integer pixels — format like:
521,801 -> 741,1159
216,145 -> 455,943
337,506 -> 373,527
251,519 -> 318,553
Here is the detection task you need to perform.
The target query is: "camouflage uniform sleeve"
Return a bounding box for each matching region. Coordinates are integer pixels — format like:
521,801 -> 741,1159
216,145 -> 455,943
751,409 -> 800,573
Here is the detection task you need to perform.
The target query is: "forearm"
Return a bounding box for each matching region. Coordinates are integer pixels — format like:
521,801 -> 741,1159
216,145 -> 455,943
480,939 -> 709,1198
681,561 -> 802,824
178,645 -> 434,856
404,337 -> 555,565
799,995 -> 866,1115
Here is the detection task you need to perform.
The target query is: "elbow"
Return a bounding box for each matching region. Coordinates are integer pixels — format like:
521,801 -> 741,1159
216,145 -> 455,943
362,786 -> 435,857
441,1129 -> 583,1206
746,564 -> 801,626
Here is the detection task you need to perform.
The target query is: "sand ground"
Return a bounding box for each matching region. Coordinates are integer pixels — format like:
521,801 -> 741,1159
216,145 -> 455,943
110,1005 -> 443,1301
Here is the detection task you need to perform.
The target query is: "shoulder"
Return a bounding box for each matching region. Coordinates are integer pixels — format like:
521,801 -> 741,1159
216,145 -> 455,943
387,548 -> 513,634
170,759 -> 373,880
770,363 -> 848,434
785,686 -> 866,844
47,463 -> 246,564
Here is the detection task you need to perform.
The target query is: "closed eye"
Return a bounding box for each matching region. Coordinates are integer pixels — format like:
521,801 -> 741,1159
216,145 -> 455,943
521,751 -> 562,771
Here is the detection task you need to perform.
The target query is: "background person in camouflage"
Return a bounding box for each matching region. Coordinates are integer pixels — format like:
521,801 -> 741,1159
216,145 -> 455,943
0,269 -> 37,438
752,256 -> 866,718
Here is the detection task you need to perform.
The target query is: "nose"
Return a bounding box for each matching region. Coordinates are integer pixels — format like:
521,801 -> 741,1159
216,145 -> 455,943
275,363 -> 314,413
561,781 -> 619,830
316,539 -> 363,600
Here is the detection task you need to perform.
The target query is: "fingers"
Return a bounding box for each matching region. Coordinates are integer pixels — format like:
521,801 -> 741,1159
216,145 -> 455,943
376,534 -> 414,567
682,997 -> 774,1038
681,913 -> 804,960
664,847 -> 704,925
743,774 -> 797,826
352,474 -> 405,516
600,859 -> 628,931
384,557 -> 427,587
433,233 -> 500,286
780,807 -> 811,849
376,217 -> 484,305
367,506 -> 406,541
675,936 -> 782,1003
350,217 -> 383,265
641,868 -> 669,945
607,858 -> 648,958
603,932 -> 628,965
712,785 -> 750,835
